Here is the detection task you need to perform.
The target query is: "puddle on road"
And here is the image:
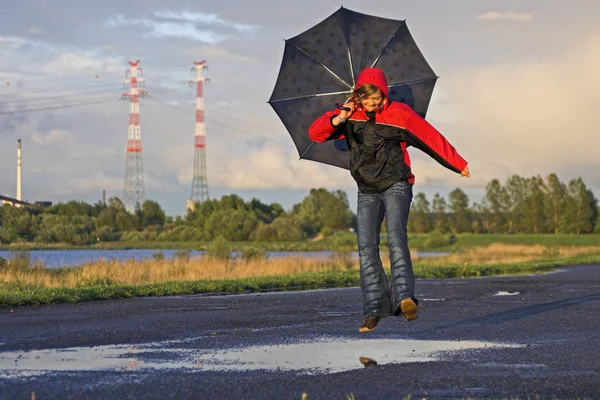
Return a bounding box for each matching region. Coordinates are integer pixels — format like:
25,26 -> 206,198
0,337 -> 519,377
196,338 -> 518,374
493,291 -> 521,296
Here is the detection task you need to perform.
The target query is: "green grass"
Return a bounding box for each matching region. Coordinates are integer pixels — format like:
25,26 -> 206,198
2,254 -> 599,307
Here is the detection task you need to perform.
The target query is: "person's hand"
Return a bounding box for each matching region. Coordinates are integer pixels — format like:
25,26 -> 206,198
333,102 -> 356,125
338,102 -> 355,120
460,166 -> 470,178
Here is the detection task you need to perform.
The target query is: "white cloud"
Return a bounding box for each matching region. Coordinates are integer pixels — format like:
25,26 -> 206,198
0,36 -> 25,48
42,53 -> 123,76
199,45 -> 257,62
432,34 -> 600,186
476,11 -> 533,21
31,129 -> 74,145
211,144 -> 354,190
105,10 -> 259,44
153,10 -> 259,33
105,15 -> 227,44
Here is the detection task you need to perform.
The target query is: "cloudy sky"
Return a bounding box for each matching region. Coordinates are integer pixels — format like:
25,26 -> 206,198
1,0 -> 599,216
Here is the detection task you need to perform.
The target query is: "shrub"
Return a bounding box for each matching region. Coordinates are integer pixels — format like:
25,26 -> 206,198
320,227 -> 334,237
240,246 -> 267,263
423,231 -> 456,249
210,236 -> 231,260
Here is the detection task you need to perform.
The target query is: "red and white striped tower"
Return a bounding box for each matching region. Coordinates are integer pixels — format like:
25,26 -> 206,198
188,60 -> 209,209
121,60 -> 148,211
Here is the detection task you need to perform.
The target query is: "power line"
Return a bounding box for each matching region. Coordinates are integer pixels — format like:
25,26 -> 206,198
0,75 -> 193,109
0,88 -> 118,105
0,97 -> 118,115
4,73 -> 187,93
145,98 -> 268,140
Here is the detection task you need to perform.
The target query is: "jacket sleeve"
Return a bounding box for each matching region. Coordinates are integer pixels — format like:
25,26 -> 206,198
308,112 -> 346,142
378,107 -> 467,174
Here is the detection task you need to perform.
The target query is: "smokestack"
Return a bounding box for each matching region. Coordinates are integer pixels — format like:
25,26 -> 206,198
16,139 -> 22,201
102,189 -> 106,205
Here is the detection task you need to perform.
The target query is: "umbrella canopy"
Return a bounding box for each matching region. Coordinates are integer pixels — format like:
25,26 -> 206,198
268,6 -> 438,170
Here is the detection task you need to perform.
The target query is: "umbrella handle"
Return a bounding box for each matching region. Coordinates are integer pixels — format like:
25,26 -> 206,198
335,103 -> 351,111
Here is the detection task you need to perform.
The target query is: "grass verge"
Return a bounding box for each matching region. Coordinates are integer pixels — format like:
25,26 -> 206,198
2,254 -> 599,307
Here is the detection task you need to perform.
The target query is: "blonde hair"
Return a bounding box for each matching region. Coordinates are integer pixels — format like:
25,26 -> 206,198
352,84 -> 384,103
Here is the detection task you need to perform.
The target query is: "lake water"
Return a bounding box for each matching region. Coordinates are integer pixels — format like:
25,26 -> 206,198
0,249 -> 448,269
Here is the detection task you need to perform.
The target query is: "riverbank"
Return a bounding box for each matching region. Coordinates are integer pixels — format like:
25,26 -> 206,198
2,244 -> 599,307
1,233 -> 599,252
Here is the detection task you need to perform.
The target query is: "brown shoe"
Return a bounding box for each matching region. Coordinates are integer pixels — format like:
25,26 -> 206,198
359,315 -> 381,333
399,298 -> 418,321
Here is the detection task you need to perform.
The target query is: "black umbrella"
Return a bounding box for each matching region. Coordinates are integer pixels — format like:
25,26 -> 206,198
268,6 -> 438,170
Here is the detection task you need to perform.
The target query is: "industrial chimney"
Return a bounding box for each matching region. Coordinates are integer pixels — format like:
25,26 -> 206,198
16,139 -> 22,201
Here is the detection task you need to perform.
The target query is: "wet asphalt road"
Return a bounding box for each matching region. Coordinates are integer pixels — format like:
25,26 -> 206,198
1,265 -> 600,400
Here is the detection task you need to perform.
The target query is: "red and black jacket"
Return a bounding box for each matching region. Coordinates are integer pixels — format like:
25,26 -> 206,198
308,68 -> 468,194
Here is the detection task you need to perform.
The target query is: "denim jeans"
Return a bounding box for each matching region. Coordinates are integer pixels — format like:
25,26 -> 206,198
357,180 -> 414,317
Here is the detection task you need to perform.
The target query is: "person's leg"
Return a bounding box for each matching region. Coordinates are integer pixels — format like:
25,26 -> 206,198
357,191 -> 391,324
382,181 -> 418,320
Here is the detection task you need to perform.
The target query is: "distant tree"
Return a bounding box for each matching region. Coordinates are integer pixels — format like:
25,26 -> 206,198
44,200 -> 99,217
448,188 -> 470,233
108,197 -> 126,210
0,204 -> 37,241
561,178 -> 597,234
255,213 -> 304,241
544,173 -> 567,234
504,175 -> 526,233
484,179 -> 508,233
524,176 -> 546,234
249,198 -> 284,225
469,202 -> 486,233
186,199 -> 217,229
115,210 -> 139,232
409,192 -> 432,233
219,194 -> 247,211
431,193 -> 450,233
204,208 -> 259,241
292,188 -> 352,236
140,200 -> 166,227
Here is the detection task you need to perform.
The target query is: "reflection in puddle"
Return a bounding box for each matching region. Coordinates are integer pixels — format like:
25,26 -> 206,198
196,338 -> 518,374
493,291 -> 520,296
358,356 -> 378,368
0,337 -> 519,377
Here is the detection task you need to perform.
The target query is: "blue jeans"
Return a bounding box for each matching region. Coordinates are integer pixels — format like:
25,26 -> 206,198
357,180 -> 414,317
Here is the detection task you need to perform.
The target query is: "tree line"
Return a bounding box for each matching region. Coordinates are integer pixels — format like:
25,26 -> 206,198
408,173 -> 598,234
0,173 -> 597,245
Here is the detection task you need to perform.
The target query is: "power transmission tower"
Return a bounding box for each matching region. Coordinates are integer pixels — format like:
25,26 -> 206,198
121,60 -> 147,211
187,60 -> 209,211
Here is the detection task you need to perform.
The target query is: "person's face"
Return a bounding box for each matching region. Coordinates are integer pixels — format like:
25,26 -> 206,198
360,90 -> 384,112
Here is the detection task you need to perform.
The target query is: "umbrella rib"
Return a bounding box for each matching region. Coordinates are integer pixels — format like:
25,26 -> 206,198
388,77 -> 438,87
371,20 -> 406,68
299,141 -> 316,160
348,48 -> 356,87
268,90 -> 353,104
286,41 -> 353,90
339,14 -> 356,88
